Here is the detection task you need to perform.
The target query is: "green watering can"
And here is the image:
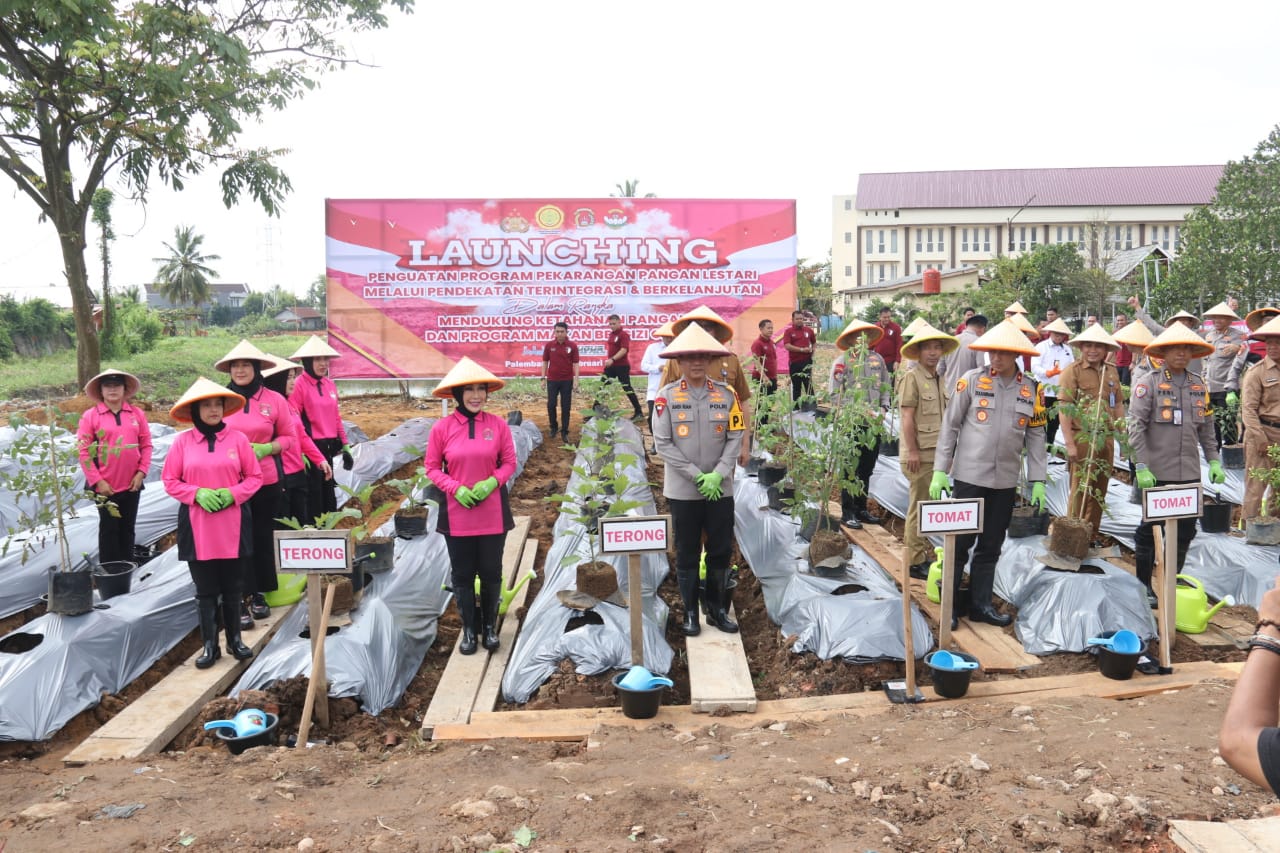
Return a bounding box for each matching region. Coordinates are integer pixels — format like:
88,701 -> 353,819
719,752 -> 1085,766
926,546 -> 945,604
1174,574 -> 1233,634
442,568 -> 537,616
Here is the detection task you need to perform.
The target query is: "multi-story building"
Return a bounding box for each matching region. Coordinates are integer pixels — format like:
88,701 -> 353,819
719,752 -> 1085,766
831,165 -> 1223,295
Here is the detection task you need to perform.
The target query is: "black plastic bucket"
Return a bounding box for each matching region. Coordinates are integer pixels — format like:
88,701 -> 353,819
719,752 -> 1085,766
612,673 -> 665,719
757,463 -> 787,488
1008,508 -> 1046,538
879,437 -> 899,457
1200,501 -> 1233,534
1094,630 -> 1145,681
925,650 -> 979,698
214,713 -> 280,755
1221,444 -> 1245,470
92,560 -> 137,600
394,510 -> 428,539
48,568 -> 93,616
355,537 -> 395,574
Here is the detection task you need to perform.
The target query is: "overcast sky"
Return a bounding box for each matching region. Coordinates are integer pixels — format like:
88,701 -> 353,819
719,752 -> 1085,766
2,0 -> 1278,307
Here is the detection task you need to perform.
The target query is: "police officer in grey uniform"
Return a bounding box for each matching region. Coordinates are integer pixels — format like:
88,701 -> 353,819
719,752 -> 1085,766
1130,323 -> 1226,607
653,324 -> 746,636
942,314 -> 988,391
829,318 -> 891,528
932,320 -> 1049,630
1202,301 -> 1248,447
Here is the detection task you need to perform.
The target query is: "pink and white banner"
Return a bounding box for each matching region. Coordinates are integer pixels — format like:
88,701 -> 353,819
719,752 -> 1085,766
324,198 -> 797,379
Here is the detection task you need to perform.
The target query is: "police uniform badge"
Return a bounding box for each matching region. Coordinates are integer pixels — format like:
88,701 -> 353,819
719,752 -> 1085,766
956,378 -> 968,393
728,398 -> 745,431
654,397 -> 667,417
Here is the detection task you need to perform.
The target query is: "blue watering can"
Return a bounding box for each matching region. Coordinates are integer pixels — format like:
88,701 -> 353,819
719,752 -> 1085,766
204,708 -> 269,738
928,650 -> 979,671
618,665 -> 674,691
1087,630 -> 1142,654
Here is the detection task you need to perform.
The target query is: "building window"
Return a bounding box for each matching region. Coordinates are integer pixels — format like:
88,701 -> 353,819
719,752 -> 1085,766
844,231 -> 851,244
866,230 -> 873,255
982,227 -> 991,252
915,229 -> 923,253
844,265 -> 852,277
926,228 -> 934,253
961,229 -> 969,252
937,229 -> 945,253
844,199 -> 852,211
891,230 -> 898,253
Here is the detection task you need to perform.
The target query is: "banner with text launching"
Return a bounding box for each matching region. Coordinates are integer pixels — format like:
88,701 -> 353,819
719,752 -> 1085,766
324,198 -> 797,379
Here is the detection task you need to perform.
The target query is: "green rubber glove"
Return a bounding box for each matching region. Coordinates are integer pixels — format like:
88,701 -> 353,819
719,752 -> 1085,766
1135,467 -> 1157,490
1226,391 -> 1239,408
471,476 -> 499,501
1030,482 -> 1048,512
455,485 -> 477,508
215,488 -> 234,509
195,488 -> 222,512
928,471 -> 951,500
695,471 -> 723,500
1209,459 -> 1226,484
251,442 -> 273,459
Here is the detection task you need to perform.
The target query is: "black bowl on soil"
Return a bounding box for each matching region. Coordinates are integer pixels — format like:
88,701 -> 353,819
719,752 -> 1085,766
612,673 -> 665,719
1093,631 -> 1145,681
925,650 -> 979,699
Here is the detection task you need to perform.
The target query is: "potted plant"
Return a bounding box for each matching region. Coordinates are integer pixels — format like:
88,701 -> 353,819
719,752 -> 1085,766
747,379 -> 794,487
878,376 -> 900,457
1219,394 -> 1245,469
384,452 -> 431,539
1043,393 -> 1127,567
337,481 -> 397,575
1245,445 -> 1280,545
1,407 -> 122,615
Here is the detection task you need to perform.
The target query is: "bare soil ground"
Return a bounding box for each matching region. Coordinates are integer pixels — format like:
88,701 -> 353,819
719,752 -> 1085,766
1,384 -> 1277,852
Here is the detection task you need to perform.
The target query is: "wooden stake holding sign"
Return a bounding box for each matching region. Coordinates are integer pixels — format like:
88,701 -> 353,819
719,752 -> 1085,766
1142,483 -> 1202,674
597,515 -> 671,666
274,529 -> 354,742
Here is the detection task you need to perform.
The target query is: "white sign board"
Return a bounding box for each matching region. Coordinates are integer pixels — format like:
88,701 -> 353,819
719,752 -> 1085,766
274,529 -> 352,574
1142,483 -> 1203,522
918,499 -> 985,536
598,515 -> 671,554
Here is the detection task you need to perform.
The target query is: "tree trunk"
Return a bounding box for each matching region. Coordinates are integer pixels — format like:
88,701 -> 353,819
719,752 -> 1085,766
56,218 -> 100,388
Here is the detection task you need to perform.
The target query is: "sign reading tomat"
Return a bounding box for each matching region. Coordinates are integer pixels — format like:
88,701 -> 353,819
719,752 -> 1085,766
917,499 -> 985,536
1142,484 -> 1203,522
598,515 -> 671,555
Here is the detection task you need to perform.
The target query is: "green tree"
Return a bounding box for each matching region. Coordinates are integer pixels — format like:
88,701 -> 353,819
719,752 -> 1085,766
0,0 -> 413,387
153,226 -> 220,308
306,275 -> 328,310
1157,125 -> 1280,315
797,254 -> 832,317
979,243 -> 1093,320
612,179 -> 656,198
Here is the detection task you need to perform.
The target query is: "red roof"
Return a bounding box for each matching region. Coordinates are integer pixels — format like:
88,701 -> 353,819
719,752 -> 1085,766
855,165 -> 1223,210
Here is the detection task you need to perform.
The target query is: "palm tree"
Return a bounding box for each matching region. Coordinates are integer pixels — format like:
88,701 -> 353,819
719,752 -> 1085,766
612,179 -> 656,198
152,225 -> 220,307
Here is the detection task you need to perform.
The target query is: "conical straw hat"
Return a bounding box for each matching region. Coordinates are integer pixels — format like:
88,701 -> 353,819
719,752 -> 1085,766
836,318 -> 884,351
901,316 -> 929,339
1004,300 -> 1029,315
1144,322 -> 1214,359
1042,318 -> 1073,336
84,368 -> 141,403
969,319 -> 1040,356
659,323 -> 732,359
170,377 -> 246,423
1067,323 -> 1120,350
1112,320 -> 1154,348
671,305 -> 734,342
1246,307 -> 1280,332
900,324 -> 960,360
1009,311 -> 1042,341
1164,309 -> 1199,326
432,356 -> 505,398
290,335 -> 342,360
214,339 -> 272,372
1202,301 -> 1240,320
652,321 -> 676,339
1250,313 -> 1280,340
262,353 -> 302,379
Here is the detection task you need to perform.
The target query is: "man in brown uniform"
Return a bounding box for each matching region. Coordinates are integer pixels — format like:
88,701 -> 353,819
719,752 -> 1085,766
1241,314 -> 1280,521
660,305 -> 752,466
829,318 -> 890,528
898,324 -> 958,578
1058,324 -> 1125,543
1130,323 -> 1225,608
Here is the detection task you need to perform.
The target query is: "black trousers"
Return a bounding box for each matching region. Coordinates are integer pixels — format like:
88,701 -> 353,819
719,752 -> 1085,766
841,445 -> 881,515
1117,366 -> 1132,388
97,488 -> 141,564
546,380 -> 573,435
602,365 -> 643,415
1043,396 -> 1060,446
444,533 -> 505,591
243,483 -> 284,595
282,471 -> 309,529
1134,477 -> 1198,587
189,557 -> 242,601
790,361 -> 813,402
668,496 -> 735,580
950,481 -> 1016,609
308,437 -> 342,523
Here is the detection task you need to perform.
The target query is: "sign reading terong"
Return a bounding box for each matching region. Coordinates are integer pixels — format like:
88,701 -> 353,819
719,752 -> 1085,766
324,199 -> 798,379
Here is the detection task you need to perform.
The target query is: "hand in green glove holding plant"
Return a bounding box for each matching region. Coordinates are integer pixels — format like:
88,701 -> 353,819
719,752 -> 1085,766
1030,482 -> 1048,512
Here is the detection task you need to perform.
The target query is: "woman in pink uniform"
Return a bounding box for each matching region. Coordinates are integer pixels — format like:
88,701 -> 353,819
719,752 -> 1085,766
162,378 -> 263,669
263,353 -> 331,527
425,358 -> 517,655
216,339 -> 298,628
289,335 -> 350,523
77,368 -> 153,564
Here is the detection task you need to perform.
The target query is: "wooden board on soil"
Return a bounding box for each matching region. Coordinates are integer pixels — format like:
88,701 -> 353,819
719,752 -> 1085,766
842,518 -> 1042,672
471,539 -> 539,716
1169,815 -> 1280,852
421,517 -> 530,737
1183,607 -> 1255,650
62,602 -> 295,765
685,601 -> 757,713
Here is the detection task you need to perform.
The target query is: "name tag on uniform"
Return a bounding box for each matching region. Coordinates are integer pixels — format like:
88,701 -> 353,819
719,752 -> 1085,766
1173,410 -> 1183,426
1109,392 -> 1116,408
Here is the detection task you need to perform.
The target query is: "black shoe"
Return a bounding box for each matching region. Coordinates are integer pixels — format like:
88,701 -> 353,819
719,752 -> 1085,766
855,510 -> 883,525
482,625 -> 500,651
842,514 -> 863,530
548,427 -> 558,440
560,432 -> 569,445
249,593 -> 270,620
968,605 -> 1012,627
195,641 -> 221,669
226,636 -> 253,661
459,626 -> 477,655
908,561 -> 930,581
705,608 -> 739,634
239,602 -> 255,631
681,611 -> 701,636
950,612 -> 960,631
1145,586 -> 1159,609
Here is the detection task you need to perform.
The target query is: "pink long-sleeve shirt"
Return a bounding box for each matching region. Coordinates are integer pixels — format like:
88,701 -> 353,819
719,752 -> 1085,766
282,404 -> 326,476
77,402 -> 154,492
223,386 -> 297,487
289,372 -> 348,444
162,427 -> 263,561
425,410 -> 517,537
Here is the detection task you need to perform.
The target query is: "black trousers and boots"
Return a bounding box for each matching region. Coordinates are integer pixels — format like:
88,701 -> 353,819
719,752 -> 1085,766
546,380 -> 573,441
194,595 -> 221,669
445,534 -> 505,654
950,481 -> 1016,629
670,496 -> 737,635
190,557 -> 252,664
840,445 -> 882,528
98,488 -> 141,564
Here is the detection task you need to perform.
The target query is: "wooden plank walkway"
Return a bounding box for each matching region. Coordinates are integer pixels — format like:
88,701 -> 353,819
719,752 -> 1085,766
420,517 -> 530,737
429,659 -> 1241,742
685,598 -> 757,713
471,540 -> 538,716
1170,816 -> 1280,852
62,602 -> 295,766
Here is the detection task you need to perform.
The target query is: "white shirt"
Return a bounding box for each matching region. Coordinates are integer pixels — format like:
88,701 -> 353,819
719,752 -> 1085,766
1031,338 -> 1074,395
640,340 -> 668,401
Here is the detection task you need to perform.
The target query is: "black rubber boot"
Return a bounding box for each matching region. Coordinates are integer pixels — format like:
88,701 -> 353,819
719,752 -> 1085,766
678,569 -> 701,636
967,563 -> 1012,627
480,583 -> 501,652
195,597 -> 221,669
455,583 -> 477,655
222,598 -> 254,660
704,568 -> 739,633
